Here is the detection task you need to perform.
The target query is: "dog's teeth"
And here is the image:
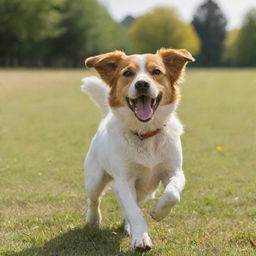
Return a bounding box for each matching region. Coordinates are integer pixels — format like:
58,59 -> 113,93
151,99 -> 156,107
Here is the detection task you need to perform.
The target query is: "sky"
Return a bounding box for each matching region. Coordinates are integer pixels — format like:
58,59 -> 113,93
98,0 -> 256,30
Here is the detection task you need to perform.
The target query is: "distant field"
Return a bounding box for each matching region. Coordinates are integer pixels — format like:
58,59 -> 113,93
0,69 -> 255,256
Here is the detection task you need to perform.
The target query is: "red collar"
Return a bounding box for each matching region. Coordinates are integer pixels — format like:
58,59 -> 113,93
133,128 -> 161,140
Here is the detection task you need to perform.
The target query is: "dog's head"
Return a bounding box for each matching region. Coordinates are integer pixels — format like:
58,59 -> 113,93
85,49 -> 194,123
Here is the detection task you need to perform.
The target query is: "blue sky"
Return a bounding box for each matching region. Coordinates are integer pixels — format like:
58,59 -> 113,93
98,0 -> 256,29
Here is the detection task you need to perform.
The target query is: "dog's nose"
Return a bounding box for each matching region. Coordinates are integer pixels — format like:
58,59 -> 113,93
135,80 -> 149,91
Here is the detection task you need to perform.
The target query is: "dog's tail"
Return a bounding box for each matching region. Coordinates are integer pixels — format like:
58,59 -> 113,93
81,76 -> 110,117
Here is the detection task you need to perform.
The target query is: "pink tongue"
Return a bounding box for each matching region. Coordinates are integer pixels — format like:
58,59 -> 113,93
134,97 -> 153,121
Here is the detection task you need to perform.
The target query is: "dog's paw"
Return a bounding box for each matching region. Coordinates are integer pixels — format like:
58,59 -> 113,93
86,210 -> 102,228
150,189 -> 180,221
150,207 -> 169,222
150,200 -> 176,221
86,220 -> 101,228
132,233 -> 153,251
86,218 -> 101,228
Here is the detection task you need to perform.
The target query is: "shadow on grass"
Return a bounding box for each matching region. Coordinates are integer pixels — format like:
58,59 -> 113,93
5,225 -> 141,256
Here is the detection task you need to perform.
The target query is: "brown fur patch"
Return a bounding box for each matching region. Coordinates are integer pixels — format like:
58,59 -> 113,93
145,54 -> 176,105
85,48 -> 194,108
157,48 -> 194,85
108,55 -> 139,107
85,51 -> 125,85
156,48 -> 195,104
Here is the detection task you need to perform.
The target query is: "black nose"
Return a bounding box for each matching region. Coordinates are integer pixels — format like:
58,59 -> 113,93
135,80 -> 149,91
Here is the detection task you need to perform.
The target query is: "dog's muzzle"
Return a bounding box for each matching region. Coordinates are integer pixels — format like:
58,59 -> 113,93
126,91 -> 162,122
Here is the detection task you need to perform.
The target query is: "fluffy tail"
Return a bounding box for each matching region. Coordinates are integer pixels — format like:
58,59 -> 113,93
81,76 -> 109,117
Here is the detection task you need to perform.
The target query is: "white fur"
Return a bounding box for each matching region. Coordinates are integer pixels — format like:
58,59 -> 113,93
82,67 -> 185,250
128,55 -> 158,99
81,76 -> 110,116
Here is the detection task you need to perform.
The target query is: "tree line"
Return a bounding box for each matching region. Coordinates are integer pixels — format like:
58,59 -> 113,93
0,0 -> 130,67
0,0 -> 256,67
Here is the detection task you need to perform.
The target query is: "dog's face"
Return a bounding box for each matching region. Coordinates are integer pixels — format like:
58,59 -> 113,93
85,49 -> 194,122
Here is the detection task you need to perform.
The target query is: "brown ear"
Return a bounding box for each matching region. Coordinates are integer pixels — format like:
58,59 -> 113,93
85,51 -> 125,85
157,48 -> 195,84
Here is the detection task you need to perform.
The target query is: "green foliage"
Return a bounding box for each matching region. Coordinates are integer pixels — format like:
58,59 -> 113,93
129,8 -> 200,55
223,29 -> 240,65
0,0 -> 129,67
1,0 -> 256,67
235,8 -> 256,66
192,0 -> 227,66
0,0 -> 63,65
50,0 -> 130,66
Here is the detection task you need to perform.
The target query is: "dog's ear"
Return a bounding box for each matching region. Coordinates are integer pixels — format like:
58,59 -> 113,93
85,51 -> 125,86
157,48 -> 195,85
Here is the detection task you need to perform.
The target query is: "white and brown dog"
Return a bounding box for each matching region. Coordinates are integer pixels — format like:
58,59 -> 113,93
81,48 -> 194,251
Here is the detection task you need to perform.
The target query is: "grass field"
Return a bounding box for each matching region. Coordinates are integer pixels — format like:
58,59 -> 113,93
0,69 -> 255,256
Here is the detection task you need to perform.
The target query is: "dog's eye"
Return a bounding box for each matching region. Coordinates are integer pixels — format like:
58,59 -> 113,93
152,69 -> 161,75
123,70 -> 134,77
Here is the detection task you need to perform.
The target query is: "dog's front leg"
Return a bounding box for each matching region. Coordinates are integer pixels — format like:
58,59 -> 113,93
151,138 -> 185,221
151,170 -> 185,221
113,178 -> 153,251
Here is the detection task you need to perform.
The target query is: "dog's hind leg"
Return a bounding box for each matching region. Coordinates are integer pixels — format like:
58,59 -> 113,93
85,156 -> 112,227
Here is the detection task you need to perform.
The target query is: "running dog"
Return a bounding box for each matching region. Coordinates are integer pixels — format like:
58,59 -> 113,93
81,48 -> 194,251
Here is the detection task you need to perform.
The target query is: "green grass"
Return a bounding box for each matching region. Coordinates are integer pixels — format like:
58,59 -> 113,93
0,69 -> 255,256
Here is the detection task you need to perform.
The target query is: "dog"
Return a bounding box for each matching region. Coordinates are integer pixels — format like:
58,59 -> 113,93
81,48 -> 194,251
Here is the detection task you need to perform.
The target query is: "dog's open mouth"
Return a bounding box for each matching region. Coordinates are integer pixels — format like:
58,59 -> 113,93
126,93 -> 162,122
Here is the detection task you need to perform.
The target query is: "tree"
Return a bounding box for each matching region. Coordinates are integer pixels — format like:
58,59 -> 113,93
223,29 -> 239,65
39,0 -> 130,66
0,0 -> 130,67
120,15 -> 135,28
129,8 -> 200,55
192,0 -> 227,66
0,0 -> 62,66
234,8 -> 256,66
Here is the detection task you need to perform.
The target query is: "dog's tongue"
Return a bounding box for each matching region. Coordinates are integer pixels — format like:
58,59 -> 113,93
134,96 -> 153,121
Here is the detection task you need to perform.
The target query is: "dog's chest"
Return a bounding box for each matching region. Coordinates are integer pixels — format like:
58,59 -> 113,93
125,135 -> 166,168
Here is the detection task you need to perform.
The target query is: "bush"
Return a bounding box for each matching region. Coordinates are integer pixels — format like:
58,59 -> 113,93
129,8 -> 200,55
